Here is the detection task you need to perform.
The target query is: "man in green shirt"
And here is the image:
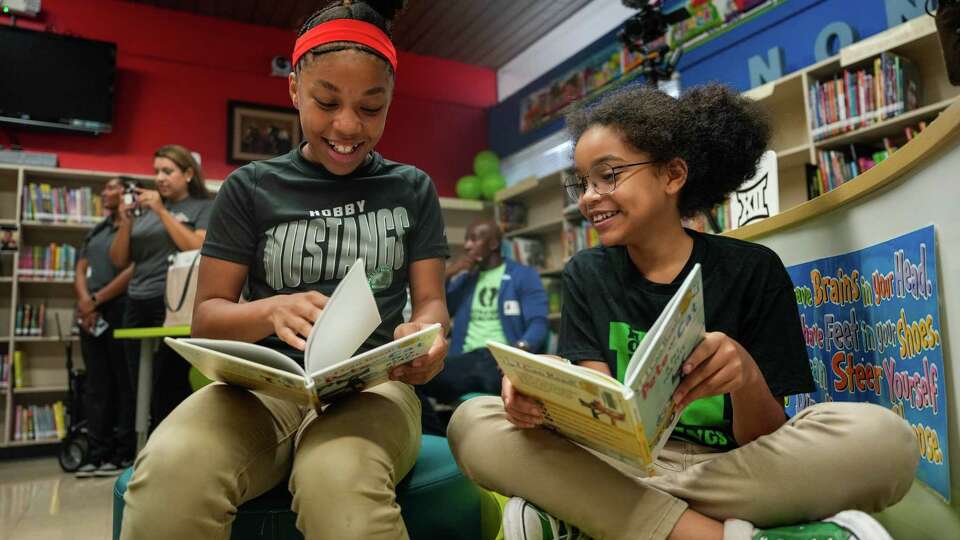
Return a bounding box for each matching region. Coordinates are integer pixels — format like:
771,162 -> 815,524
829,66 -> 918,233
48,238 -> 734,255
420,219 -> 548,428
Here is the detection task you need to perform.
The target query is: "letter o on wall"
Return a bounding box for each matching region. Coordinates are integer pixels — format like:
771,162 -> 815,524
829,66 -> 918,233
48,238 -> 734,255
815,21 -> 858,61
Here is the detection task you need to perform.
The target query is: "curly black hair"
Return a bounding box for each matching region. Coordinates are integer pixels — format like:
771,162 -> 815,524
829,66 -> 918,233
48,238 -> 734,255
565,82 -> 770,217
296,0 -> 407,74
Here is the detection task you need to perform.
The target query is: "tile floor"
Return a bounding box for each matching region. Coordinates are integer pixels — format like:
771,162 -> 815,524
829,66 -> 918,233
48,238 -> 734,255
0,458 -> 113,540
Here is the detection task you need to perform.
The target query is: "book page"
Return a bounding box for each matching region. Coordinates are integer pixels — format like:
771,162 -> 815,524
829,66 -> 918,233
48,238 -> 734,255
165,338 -> 312,405
304,259 -> 382,374
309,324 -> 441,403
625,264 -> 705,460
487,342 -> 651,471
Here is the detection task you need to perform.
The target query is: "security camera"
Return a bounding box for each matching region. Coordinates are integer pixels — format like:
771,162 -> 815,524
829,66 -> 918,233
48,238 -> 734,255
271,56 -> 292,77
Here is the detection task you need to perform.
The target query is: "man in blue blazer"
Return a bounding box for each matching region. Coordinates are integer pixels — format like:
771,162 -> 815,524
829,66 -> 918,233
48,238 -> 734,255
422,219 -> 548,412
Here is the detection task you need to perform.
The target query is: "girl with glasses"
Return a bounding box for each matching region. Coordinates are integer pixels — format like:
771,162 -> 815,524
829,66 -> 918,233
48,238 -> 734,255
448,83 -> 918,540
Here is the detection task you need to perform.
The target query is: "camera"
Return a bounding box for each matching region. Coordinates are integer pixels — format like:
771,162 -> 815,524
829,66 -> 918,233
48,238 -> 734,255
618,0 -> 690,84
122,179 -> 142,217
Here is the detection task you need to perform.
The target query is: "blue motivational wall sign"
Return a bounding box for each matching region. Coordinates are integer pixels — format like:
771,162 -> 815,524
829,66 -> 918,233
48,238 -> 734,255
784,225 -> 949,501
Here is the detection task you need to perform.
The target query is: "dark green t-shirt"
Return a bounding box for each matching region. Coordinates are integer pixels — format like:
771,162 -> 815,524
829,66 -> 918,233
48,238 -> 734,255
79,217 -> 122,294
558,229 -> 813,450
202,148 -> 449,363
128,196 -> 213,299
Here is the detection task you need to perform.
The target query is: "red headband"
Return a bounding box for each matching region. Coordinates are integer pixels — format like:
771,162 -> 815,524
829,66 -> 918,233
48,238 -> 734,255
293,19 -> 398,72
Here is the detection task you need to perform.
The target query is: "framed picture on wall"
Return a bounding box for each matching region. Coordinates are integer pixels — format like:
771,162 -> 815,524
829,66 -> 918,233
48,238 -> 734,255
227,101 -> 302,164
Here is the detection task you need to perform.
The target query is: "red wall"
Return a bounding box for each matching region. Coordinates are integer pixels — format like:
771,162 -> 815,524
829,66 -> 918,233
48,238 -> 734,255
1,0 -> 497,195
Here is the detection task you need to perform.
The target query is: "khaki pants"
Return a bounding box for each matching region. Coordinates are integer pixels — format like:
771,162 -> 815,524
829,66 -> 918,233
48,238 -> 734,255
448,398 -> 919,540
121,381 -> 421,540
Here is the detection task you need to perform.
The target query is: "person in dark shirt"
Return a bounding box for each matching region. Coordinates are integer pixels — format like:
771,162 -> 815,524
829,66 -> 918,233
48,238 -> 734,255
73,178 -> 135,477
448,84 -> 919,540
120,2 -> 449,539
109,145 -> 212,432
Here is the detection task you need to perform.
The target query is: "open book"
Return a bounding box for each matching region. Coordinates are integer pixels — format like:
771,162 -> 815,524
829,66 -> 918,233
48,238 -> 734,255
488,263 -> 704,475
165,259 -> 441,408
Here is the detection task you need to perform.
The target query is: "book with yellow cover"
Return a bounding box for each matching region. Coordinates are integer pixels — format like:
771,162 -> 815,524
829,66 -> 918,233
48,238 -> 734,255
488,263 -> 704,475
166,259 -> 440,408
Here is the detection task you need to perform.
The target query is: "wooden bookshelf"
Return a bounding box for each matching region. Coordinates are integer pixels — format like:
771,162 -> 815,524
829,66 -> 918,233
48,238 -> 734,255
0,165 -> 491,449
439,197 -> 494,254
13,385 -> 68,394
492,16 -> 957,344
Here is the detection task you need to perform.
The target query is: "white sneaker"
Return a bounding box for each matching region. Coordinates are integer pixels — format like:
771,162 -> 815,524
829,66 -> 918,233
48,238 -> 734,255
502,497 -> 591,540
93,462 -> 124,477
74,463 -> 97,479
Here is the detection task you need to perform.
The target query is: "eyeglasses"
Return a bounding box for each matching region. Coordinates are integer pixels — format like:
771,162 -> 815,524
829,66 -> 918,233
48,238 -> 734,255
562,161 -> 656,201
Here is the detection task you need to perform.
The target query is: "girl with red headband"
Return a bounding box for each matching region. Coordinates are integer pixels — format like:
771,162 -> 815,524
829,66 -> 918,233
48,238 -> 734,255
120,2 -> 451,539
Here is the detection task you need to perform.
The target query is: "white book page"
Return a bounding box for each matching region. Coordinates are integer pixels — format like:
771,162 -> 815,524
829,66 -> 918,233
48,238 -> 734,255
165,338 -> 312,405
181,338 -> 306,376
304,259 -> 382,374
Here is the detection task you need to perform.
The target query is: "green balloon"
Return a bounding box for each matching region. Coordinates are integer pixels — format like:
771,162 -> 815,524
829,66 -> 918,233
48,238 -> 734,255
456,175 -> 482,199
474,150 -> 500,178
481,173 -> 506,200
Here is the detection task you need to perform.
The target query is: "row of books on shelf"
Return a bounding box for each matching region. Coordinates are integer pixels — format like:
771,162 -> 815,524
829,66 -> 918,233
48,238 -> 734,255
562,221 -> 600,259
21,182 -> 103,224
505,237 -> 547,268
15,303 -> 47,336
498,200 -> 529,233
12,402 -> 67,442
808,51 -> 919,141
808,121 -> 928,197
542,277 -> 562,315
18,243 -> 78,279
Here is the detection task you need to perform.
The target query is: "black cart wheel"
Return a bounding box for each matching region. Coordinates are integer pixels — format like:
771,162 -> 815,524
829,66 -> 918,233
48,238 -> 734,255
58,434 -> 89,472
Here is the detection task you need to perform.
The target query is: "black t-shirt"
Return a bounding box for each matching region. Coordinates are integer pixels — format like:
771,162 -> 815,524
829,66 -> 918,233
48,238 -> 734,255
79,217 -> 122,294
202,147 -> 449,363
559,229 -> 813,450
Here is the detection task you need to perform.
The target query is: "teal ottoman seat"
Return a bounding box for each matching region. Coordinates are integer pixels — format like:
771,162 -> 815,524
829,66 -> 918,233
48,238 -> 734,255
113,435 -> 483,540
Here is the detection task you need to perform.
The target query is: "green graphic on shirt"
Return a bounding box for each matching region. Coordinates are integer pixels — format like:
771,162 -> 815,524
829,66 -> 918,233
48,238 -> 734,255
367,264 -> 394,291
608,321 -> 735,450
671,395 -> 735,450
463,264 -> 507,352
608,322 -> 646,382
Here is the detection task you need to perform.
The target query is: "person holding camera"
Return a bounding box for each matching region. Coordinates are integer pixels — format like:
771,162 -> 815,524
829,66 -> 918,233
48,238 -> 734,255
74,177 -> 136,477
109,145 -> 212,432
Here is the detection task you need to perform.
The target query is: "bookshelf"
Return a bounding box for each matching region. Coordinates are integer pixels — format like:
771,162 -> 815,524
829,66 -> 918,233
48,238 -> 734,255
0,163 -> 490,450
497,16 -> 960,255
743,15 -> 958,210
493,15 -> 958,336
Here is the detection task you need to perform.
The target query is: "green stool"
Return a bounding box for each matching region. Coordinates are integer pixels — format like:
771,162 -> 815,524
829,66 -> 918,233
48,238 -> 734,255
113,435 -> 486,540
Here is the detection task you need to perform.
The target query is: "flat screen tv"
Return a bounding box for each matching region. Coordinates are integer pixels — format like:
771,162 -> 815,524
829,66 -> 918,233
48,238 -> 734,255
0,26 -> 117,134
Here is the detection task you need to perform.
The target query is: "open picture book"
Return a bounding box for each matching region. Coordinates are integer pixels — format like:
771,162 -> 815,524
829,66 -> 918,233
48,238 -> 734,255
165,259 -> 441,408
488,263 -> 704,475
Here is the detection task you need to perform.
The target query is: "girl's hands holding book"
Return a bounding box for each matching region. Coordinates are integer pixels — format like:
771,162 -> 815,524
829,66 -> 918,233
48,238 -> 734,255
671,331 -> 762,410
501,375 -> 545,429
267,291 -> 329,351
389,322 -> 448,384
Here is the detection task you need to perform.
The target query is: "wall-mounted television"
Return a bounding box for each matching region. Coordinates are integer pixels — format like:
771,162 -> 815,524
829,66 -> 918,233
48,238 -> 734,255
0,26 -> 117,134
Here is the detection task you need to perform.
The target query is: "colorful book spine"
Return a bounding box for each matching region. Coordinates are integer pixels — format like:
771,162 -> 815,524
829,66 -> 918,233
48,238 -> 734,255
21,183 -> 103,224
807,52 -> 918,141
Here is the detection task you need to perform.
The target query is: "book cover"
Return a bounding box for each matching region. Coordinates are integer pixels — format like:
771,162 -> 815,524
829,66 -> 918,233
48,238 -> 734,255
488,264 -> 705,474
